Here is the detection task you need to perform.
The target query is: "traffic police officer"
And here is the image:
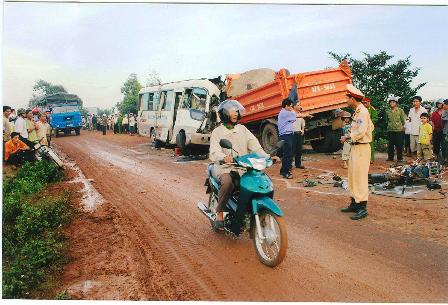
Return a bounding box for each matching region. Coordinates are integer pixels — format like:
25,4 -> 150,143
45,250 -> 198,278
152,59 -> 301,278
340,84 -> 374,220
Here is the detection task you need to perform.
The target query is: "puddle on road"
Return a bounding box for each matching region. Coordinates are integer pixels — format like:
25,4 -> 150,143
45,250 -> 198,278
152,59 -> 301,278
66,161 -> 105,211
52,145 -> 105,211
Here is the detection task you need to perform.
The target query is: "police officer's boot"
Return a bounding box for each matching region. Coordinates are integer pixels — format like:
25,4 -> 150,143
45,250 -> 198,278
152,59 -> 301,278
340,197 -> 357,213
350,201 -> 368,220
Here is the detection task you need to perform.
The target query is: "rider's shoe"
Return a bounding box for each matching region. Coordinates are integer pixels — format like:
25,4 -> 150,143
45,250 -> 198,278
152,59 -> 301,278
350,202 -> 368,220
340,197 -> 357,213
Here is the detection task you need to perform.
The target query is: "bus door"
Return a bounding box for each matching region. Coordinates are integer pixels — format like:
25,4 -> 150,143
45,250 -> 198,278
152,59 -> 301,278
156,90 -> 175,142
170,90 -> 184,140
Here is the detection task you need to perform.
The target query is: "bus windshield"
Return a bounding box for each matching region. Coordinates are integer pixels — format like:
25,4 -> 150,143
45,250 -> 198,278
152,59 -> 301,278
182,88 -> 207,112
52,105 -> 80,114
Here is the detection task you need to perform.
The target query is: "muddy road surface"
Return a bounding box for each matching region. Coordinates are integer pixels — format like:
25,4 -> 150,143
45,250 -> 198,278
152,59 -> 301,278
54,131 -> 448,302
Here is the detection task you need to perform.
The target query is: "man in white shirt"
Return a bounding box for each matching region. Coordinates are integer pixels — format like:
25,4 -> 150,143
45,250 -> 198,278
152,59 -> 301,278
14,109 -> 29,143
292,103 -> 307,169
407,96 -> 427,153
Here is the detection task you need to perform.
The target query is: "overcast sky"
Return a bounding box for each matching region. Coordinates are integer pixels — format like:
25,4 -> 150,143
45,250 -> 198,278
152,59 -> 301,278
3,3 -> 448,109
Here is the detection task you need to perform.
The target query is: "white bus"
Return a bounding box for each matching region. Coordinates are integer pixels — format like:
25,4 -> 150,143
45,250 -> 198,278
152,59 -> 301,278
137,78 -> 221,153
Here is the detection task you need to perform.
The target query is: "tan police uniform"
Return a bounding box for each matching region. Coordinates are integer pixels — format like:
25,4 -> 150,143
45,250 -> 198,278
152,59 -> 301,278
349,103 -> 374,203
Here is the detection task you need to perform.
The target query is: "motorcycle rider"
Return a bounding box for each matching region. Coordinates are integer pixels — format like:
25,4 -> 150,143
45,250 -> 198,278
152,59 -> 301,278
209,100 -> 280,230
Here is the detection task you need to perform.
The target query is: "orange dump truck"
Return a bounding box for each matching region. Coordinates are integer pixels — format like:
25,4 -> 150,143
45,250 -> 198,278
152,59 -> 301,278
225,60 -> 353,153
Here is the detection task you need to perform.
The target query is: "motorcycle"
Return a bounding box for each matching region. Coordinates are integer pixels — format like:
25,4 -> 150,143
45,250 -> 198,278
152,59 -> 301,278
197,139 -> 287,267
32,139 -> 64,168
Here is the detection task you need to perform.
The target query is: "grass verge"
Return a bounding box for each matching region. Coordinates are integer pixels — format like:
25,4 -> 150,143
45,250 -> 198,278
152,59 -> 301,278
2,160 -> 71,299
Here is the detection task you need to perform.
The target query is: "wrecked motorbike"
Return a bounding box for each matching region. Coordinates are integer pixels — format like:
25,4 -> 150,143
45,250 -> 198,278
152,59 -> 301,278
368,161 -> 442,189
197,139 -> 287,267
32,140 -> 64,168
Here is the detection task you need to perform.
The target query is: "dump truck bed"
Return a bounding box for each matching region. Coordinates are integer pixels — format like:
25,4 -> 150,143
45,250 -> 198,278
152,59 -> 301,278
227,61 -> 352,124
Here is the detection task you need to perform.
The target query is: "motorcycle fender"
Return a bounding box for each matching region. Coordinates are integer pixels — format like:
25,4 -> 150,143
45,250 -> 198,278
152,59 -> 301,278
251,197 -> 284,217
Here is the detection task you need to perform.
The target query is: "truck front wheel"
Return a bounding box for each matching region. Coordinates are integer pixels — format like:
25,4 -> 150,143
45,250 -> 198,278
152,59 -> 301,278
261,123 -> 279,153
75,128 -> 81,136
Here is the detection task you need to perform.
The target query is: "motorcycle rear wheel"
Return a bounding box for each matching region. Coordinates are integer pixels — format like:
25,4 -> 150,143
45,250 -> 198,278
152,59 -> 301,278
252,210 -> 287,267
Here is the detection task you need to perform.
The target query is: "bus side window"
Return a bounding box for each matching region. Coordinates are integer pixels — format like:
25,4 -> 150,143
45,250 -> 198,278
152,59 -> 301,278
153,92 -> 160,111
148,93 -> 154,111
141,93 -> 150,111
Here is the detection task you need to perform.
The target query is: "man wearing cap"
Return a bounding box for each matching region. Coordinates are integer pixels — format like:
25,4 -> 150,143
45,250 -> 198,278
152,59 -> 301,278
407,96 -> 427,154
431,100 -> 445,160
340,84 -> 374,220
14,108 -> 32,146
362,97 -> 378,163
386,96 -> 407,162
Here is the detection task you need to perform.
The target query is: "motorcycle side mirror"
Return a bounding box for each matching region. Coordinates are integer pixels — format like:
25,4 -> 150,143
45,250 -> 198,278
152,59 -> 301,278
219,139 -> 233,149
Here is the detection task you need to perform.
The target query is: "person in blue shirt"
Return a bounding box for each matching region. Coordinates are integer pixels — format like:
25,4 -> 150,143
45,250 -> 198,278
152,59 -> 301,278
278,99 -> 298,179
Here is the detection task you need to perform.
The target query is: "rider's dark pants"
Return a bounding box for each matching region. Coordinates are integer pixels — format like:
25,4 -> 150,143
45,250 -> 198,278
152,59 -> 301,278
217,173 -> 235,213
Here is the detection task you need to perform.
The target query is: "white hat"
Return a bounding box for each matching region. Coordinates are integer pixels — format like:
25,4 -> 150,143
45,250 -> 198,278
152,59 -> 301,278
387,96 -> 400,103
346,84 -> 364,99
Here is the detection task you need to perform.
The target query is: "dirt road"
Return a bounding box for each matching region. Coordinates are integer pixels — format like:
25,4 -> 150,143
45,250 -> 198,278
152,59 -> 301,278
54,131 -> 448,301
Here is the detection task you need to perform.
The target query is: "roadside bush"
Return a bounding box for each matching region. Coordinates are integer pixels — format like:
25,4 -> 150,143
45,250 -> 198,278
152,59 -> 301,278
2,160 -> 70,299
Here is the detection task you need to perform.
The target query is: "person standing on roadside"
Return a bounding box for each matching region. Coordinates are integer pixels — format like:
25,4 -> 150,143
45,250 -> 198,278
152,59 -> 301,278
113,114 -> 119,134
291,104 -> 307,169
117,113 -> 123,134
441,99 -> 448,166
340,111 -> 352,169
14,109 -> 29,146
386,96 -> 407,162
26,110 -> 38,143
122,114 -> 129,134
340,84 -> 373,221
3,106 -> 12,161
408,96 -> 427,155
92,114 -> 97,131
362,97 -> 378,163
278,99 -> 296,179
129,113 -> 136,136
431,100 -> 445,161
36,113 -> 51,146
101,114 -> 108,135
416,113 -> 433,162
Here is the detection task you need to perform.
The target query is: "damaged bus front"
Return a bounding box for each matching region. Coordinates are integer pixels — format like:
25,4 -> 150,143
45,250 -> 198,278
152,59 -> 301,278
137,78 -> 221,154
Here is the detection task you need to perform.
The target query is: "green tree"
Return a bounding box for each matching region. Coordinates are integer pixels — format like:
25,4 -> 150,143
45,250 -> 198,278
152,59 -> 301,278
115,73 -> 142,115
28,80 -> 67,108
328,51 -> 426,139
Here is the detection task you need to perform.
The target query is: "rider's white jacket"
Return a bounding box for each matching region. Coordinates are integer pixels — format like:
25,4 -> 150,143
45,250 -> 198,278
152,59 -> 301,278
209,124 -> 269,178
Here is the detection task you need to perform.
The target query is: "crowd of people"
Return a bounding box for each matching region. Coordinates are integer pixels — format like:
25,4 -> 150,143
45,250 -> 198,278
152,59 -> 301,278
83,113 -> 138,136
3,106 -> 51,166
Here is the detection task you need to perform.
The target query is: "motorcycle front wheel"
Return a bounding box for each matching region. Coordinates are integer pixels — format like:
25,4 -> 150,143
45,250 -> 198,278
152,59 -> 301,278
252,210 -> 287,267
